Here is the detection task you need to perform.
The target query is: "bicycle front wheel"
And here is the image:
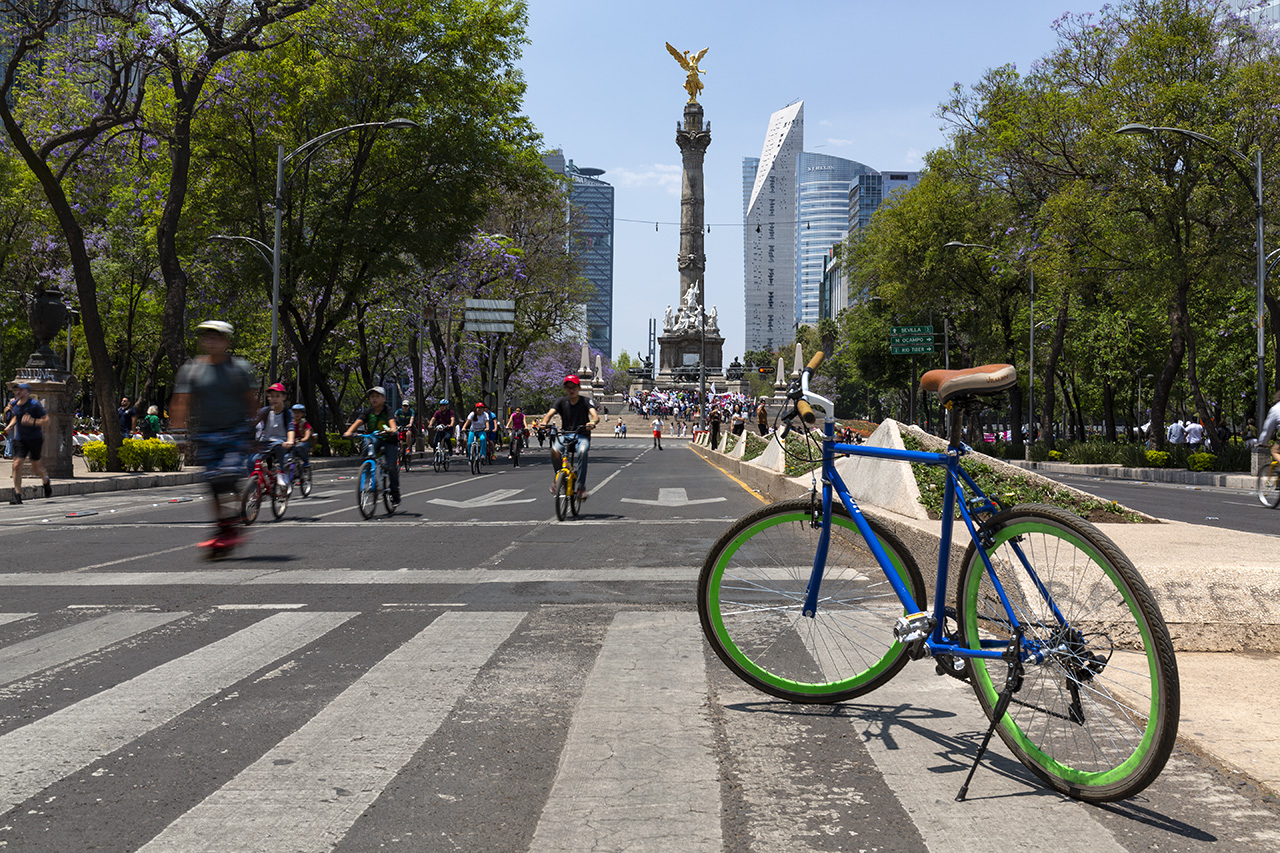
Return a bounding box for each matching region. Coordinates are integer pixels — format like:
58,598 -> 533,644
1257,462 -> 1280,508
270,478 -> 289,520
554,472 -> 570,521
357,461 -> 377,519
382,471 -> 394,515
956,504 -> 1179,802
298,465 -> 313,498
698,498 -> 926,704
240,477 -> 262,526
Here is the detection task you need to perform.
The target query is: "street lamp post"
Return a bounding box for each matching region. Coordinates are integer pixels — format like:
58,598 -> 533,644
944,241 -> 1034,444
1116,123 -> 1266,460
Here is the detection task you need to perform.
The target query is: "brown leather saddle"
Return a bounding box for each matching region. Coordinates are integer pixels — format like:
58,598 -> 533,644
920,364 -> 1017,406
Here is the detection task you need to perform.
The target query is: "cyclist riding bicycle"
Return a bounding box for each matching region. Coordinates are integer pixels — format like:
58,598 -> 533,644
1262,391 -> 1280,464
289,404 -> 313,468
395,398 -> 416,449
342,386 -> 401,507
463,402 -> 490,461
255,383 -> 296,487
505,406 -> 527,465
428,399 -> 456,456
537,374 -> 599,501
485,405 -> 500,460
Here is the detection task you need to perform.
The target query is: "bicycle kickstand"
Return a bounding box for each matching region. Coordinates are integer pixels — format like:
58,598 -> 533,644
956,626 -> 1024,802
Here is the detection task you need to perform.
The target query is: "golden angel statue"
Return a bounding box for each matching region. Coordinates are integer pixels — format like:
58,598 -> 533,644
665,42 -> 708,103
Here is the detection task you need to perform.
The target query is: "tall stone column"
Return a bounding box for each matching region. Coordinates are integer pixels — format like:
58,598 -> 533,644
676,102 -> 711,310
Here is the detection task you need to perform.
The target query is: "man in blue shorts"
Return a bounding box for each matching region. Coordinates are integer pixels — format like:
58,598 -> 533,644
7,382 -> 51,504
170,321 -> 257,555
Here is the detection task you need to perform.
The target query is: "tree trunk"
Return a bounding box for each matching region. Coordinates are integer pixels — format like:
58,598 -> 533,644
1041,298 -> 1070,449
1149,303 -> 1186,451
1102,382 -> 1117,442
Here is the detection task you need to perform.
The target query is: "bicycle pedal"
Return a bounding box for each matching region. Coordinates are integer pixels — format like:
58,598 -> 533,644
894,612 -> 935,660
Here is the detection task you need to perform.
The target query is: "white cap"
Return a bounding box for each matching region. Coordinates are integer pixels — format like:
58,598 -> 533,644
195,320 -> 234,337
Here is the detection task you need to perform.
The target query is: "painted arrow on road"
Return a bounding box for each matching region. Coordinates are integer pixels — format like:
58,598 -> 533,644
428,488 -> 537,509
620,488 -> 726,507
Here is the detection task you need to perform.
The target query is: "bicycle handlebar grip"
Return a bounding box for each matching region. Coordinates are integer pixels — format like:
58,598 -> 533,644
796,400 -> 816,425
806,351 -> 825,372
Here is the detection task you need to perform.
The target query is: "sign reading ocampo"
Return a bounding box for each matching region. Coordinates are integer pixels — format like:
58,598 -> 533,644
464,299 -> 515,333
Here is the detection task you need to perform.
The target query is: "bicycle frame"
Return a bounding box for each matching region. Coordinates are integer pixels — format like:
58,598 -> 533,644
799,383 -> 1049,665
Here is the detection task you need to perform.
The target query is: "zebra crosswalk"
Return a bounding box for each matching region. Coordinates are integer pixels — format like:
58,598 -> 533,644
1,605 -> 1278,852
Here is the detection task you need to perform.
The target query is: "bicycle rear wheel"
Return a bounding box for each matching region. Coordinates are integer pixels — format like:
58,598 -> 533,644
698,497 -> 926,704
382,470 -> 394,514
298,465 -> 313,497
956,504 -> 1179,802
1257,462 -> 1280,508
357,460 -> 377,519
240,476 -> 263,526
554,472 -> 570,521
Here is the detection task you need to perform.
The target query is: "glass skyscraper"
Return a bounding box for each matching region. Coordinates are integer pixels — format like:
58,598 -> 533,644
795,153 -> 873,326
544,150 -> 615,358
743,101 -> 803,352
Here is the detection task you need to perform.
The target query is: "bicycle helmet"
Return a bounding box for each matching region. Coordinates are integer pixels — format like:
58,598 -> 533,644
439,399 -> 449,405
291,404 -> 305,412
475,402 -> 486,408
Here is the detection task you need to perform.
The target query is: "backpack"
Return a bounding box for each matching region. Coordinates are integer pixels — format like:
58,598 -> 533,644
140,415 -> 156,439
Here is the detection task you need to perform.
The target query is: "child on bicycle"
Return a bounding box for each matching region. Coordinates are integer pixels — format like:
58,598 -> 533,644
536,375 -> 599,500
255,383 -> 296,487
343,386 -> 400,506
288,404 -> 313,468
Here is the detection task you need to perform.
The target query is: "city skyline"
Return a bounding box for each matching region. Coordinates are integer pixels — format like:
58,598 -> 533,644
517,1 -> 1065,365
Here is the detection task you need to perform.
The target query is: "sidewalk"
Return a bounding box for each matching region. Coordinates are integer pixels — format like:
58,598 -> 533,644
690,439 -> 1280,798
3,452 -> 364,503
1006,458 -> 1256,490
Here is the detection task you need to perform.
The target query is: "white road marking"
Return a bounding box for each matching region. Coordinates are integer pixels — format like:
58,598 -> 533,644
138,611 -> 524,853
0,611 -> 356,816
70,544 -> 193,573
428,488 -> 536,508
621,487 -> 727,507
0,613 -> 34,627
531,611 -> 721,852
0,611 -> 189,686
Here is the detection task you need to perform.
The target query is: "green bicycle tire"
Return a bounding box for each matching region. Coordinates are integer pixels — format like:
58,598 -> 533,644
956,504 -> 1179,802
698,498 -> 926,704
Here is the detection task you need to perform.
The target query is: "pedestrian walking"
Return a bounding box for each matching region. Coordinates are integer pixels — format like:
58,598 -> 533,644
1185,419 -> 1204,451
170,320 -> 257,558
1166,419 -> 1186,448
731,406 -> 746,437
709,406 -> 722,450
652,416 -> 663,450
140,405 -> 162,439
756,398 -> 769,435
7,382 -> 51,504
118,397 -> 137,438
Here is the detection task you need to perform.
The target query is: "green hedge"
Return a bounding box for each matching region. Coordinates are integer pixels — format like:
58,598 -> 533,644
83,439 -> 182,472
1187,452 -> 1217,472
326,433 -> 356,456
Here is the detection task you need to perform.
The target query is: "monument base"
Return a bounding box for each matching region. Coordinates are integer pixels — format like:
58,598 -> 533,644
657,328 -> 724,383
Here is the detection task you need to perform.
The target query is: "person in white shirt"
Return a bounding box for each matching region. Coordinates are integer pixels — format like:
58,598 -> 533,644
651,416 -> 663,450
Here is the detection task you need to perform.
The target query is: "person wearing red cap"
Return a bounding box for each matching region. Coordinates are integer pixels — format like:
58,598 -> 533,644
254,382 -> 296,487
536,375 -> 599,501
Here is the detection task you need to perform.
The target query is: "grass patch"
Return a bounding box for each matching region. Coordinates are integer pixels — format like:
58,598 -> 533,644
900,432 -> 1142,523
742,432 -> 768,462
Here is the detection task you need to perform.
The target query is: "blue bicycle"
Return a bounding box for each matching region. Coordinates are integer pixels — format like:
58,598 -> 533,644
698,353 -> 1179,803
356,432 -> 395,519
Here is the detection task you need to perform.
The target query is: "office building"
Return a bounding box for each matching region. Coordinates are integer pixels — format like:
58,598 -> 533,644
543,149 -> 615,358
848,170 -> 921,235
796,152 -> 874,326
743,101 -> 803,352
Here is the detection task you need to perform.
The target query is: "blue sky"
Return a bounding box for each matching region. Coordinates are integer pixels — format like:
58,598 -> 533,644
516,1 -> 1071,363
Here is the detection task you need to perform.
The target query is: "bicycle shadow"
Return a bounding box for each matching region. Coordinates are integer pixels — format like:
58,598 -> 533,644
721,698 -> 1219,840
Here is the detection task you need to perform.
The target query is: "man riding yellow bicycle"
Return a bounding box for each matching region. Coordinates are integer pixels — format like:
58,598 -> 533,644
536,374 -> 599,502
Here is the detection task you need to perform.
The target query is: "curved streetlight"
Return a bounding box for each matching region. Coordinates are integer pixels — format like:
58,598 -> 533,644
1116,122 -> 1266,446
945,240 -> 1035,444
260,118 -> 421,382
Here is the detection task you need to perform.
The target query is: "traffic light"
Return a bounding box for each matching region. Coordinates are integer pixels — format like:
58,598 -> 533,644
757,366 -> 771,375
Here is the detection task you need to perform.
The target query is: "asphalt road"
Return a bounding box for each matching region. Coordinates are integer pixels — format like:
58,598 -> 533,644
1040,470 -> 1280,536
1,437 -> 1278,851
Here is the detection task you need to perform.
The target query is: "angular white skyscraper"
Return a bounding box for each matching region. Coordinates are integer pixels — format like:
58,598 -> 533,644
743,101 -> 803,352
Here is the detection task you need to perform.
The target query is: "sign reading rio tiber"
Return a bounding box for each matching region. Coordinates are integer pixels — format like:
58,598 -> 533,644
889,326 -> 935,356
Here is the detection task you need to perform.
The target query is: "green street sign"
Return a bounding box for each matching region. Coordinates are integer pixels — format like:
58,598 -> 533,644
890,345 -> 935,355
889,334 -> 934,345
891,325 -> 933,335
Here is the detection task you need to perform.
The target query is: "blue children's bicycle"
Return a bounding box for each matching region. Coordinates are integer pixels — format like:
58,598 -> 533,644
698,353 -> 1178,803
